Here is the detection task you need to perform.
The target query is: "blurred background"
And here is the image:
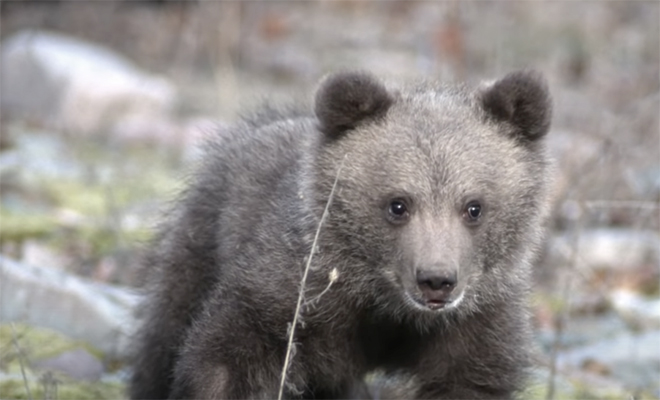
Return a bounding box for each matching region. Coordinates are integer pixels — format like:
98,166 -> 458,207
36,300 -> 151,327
0,1 -> 658,399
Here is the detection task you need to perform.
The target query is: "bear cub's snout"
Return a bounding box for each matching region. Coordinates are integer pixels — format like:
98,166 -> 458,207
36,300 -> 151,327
416,267 -> 459,309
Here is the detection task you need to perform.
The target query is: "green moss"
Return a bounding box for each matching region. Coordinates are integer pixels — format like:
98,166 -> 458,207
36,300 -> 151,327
0,324 -> 102,369
0,324 -> 127,400
45,180 -> 109,217
522,370 -> 655,400
0,209 -> 56,243
0,377 -> 126,400
531,291 -> 570,315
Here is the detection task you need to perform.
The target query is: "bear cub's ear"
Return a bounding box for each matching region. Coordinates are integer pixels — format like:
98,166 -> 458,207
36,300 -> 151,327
480,70 -> 552,143
314,71 -> 393,137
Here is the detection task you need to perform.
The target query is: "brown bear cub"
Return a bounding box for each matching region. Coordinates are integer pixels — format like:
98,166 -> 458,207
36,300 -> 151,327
129,70 -> 552,399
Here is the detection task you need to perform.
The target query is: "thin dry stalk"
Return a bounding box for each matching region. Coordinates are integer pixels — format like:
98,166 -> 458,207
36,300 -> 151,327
545,207 -> 583,400
545,275 -> 571,400
277,157 -> 345,400
10,323 -> 33,400
39,371 -> 59,400
583,200 -> 659,210
303,267 -> 339,308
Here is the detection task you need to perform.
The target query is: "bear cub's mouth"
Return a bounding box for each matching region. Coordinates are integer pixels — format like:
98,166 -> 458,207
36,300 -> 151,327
421,291 -> 452,311
425,299 -> 449,310
406,290 -> 464,312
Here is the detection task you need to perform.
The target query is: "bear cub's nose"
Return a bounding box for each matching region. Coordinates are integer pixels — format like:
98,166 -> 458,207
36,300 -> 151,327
416,269 -> 457,300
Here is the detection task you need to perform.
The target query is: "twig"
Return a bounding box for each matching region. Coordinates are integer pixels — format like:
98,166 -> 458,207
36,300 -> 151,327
545,207 -> 582,400
303,267 -> 339,308
10,323 -> 33,400
39,371 -> 59,400
583,200 -> 659,210
277,157 -> 346,400
545,275 -> 570,400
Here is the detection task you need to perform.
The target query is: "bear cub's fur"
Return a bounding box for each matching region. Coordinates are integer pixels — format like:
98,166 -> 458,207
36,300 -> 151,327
130,70 -> 552,399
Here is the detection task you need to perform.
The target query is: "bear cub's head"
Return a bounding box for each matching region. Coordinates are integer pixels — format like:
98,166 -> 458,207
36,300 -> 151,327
311,70 -> 552,318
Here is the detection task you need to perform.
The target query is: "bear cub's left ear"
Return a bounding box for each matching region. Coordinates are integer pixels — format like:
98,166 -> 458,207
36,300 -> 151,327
480,70 -> 552,143
314,71 -> 393,137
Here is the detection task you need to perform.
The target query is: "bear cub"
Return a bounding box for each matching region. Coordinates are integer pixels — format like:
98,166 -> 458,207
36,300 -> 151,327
130,70 -> 552,399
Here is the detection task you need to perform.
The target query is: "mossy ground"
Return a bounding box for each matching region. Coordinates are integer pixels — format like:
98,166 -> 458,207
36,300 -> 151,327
0,324 -> 127,400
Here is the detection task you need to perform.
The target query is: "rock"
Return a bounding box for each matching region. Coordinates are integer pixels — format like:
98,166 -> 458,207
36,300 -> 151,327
109,115 -> 181,146
609,289 -> 660,329
22,240 -> 70,273
536,312 -> 630,352
0,255 -> 140,359
546,228 -> 660,272
525,364 -> 627,400
33,348 -> 104,382
0,127 -> 84,182
0,30 -> 176,136
109,115 -> 217,159
626,166 -> 660,198
556,329 -> 660,395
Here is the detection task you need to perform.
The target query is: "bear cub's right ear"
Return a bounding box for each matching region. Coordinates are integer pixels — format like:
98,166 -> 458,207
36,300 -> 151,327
480,70 -> 552,143
314,71 -> 393,137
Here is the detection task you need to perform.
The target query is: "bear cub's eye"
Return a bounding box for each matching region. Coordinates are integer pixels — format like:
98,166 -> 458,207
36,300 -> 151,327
464,200 -> 483,223
388,199 -> 409,222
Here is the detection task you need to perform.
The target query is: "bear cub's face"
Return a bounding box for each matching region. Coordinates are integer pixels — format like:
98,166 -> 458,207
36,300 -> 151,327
313,71 -> 551,316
